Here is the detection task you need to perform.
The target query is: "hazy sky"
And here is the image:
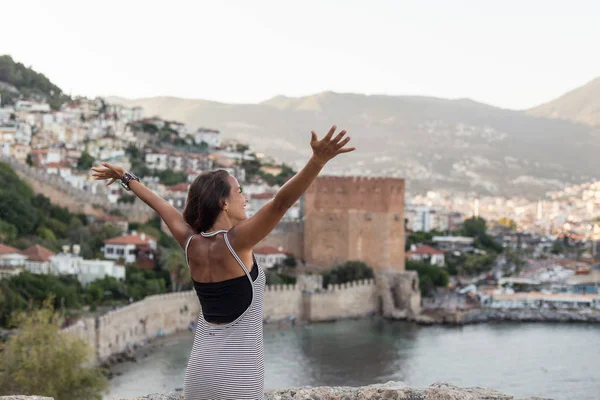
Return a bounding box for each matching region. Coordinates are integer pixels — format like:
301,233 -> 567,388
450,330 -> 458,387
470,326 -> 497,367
3,0 -> 599,110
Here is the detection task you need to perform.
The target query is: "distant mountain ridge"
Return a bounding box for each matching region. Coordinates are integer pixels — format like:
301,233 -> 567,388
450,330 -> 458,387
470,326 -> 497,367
109,91 -> 600,198
528,76 -> 600,126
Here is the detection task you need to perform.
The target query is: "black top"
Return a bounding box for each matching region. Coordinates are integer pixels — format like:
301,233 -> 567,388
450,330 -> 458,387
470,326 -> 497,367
192,262 -> 259,323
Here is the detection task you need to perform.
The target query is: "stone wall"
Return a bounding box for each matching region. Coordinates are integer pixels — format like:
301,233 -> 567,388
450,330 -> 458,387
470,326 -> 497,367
304,176 -> 405,272
61,317 -> 97,363
263,284 -> 303,320
307,279 -> 378,322
63,273 -> 420,362
96,292 -> 200,360
1,154 -> 154,222
378,270 -> 422,319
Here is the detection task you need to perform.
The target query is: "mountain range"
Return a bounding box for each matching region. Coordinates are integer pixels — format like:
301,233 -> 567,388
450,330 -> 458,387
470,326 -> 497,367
109,78 -> 600,198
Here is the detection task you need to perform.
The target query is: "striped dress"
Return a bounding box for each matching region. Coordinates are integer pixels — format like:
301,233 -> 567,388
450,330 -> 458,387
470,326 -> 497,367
183,230 -> 266,400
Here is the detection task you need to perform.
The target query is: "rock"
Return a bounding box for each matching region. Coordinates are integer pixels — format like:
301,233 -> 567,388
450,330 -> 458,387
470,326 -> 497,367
412,315 -> 437,325
4,382 -> 552,400
262,381 -> 523,400
0,397 -> 54,400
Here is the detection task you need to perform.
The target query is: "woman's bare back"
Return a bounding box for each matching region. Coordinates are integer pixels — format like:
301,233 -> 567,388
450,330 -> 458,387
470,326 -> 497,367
187,234 -> 254,283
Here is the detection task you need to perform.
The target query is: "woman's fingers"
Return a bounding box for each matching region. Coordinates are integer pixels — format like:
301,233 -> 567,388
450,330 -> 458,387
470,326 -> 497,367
106,178 -> 117,186
102,162 -> 116,172
323,125 -> 337,141
331,129 -> 347,144
336,136 -> 351,148
337,146 -> 356,154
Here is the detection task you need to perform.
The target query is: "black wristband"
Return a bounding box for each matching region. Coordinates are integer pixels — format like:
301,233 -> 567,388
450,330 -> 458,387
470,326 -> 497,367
120,171 -> 140,191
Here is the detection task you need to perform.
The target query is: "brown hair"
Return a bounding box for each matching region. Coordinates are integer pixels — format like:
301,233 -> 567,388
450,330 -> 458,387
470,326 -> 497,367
183,169 -> 231,233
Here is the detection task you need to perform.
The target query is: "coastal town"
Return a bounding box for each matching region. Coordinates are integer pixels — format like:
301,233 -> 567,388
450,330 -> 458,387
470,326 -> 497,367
1,84 -> 600,322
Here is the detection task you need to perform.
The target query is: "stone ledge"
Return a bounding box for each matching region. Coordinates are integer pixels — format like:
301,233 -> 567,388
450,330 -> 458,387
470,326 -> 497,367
1,382 -> 553,400
0,397 -> 54,400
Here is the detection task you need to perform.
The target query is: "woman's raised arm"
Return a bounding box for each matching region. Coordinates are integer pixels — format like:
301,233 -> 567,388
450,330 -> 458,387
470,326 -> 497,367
91,162 -> 194,248
230,125 -> 355,251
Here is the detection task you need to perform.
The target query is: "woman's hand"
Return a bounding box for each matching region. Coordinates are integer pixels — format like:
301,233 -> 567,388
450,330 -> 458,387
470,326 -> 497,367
91,162 -> 126,186
310,125 -> 355,166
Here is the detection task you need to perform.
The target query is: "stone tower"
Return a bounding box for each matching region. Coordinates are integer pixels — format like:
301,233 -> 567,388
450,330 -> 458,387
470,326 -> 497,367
303,176 -> 405,272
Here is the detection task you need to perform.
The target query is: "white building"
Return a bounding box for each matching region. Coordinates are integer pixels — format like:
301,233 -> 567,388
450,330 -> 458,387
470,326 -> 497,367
103,232 -> 157,264
50,245 -> 125,285
254,246 -> 288,269
405,205 -> 449,232
221,166 -> 247,184
406,244 -> 445,266
167,153 -> 185,171
22,245 -> 55,274
78,259 -> 126,285
0,123 -> 17,145
44,147 -> 62,165
432,236 -> 475,252
44,162 -> 72,178
0,242 -> 23,278
15,100 -> 51,112
145,152 -> 168,171
194,128 -> 220,148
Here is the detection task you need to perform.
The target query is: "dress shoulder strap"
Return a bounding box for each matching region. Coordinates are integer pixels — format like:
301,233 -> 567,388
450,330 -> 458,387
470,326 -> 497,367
184,233 -> 198,266
223,232 -> 252,278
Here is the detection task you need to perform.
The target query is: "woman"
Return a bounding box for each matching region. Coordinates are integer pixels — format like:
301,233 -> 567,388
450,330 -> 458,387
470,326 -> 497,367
91,125 -> 354,399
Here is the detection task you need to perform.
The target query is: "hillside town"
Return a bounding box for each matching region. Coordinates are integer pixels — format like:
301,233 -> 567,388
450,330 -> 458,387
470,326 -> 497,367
1,92 -> 600,312
0,95 -> 304,281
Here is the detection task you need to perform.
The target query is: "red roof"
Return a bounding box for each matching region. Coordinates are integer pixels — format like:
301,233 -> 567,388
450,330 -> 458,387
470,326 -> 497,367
251,193 -> 275,200
0,243 -> 22,255
407,244 -> 444,256
167,182 -> 190,192
254,246 -> 287,255
22,245 -> 55,262
45,162 -> 70,169
104,233 -> 156,245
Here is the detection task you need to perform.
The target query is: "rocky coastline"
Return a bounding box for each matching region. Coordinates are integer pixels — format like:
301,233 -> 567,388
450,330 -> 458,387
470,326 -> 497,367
0,381 -> 552,399
414,308 -> 600,325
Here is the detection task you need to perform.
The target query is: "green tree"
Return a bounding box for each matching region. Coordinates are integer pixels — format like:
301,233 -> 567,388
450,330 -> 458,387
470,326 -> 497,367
322,261 -> 374,288
460,216 -> 503,253
0,55 -> 71,109
284,253 -> 297,267
405,230 -> 445,251
117,194 -> 136,204
76,151 -> 95,171
0,219 -> 17,241
0,298 -> 108,399
156,169 -> 187,186
36,226 -> 56,241
405,260 -> 449,296
505,249 -> 526,275
236,143 -> 249,165
274,164 -> 296,186
0,163 -> 39,235
550,239 -> 565,255
265,270 -> 296,285
25,153 -> 33,166
164,249 -> 189,292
